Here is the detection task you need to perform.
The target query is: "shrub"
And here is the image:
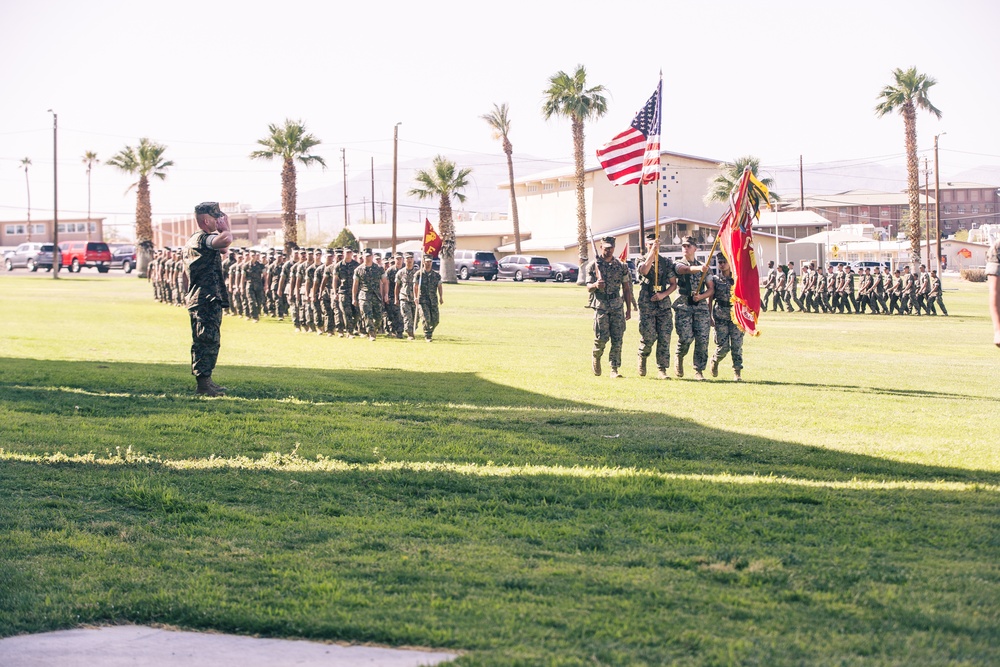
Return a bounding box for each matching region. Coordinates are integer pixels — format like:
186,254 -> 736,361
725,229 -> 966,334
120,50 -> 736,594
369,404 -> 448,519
961,268 -> 986,283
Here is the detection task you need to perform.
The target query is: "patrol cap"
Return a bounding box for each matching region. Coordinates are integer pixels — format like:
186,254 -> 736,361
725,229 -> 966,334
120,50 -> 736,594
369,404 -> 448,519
194,202 -> 223,218
716,252 -> 728,263
644,232 -> 658,241
363,248 -> 373,256
404,252 -> 415,259
598,236 -> 616,248
422,254 -> 433,262
395,252 -> 404,258
384,251 -> 393,259
680,235 -> 697,246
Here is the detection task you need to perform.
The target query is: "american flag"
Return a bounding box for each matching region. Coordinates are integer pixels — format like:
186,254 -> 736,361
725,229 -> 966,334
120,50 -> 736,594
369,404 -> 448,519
596,79 -> 662,186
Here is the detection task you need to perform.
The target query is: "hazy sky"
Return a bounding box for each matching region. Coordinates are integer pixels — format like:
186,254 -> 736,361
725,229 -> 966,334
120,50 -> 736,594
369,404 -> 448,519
2,0 -> 998,231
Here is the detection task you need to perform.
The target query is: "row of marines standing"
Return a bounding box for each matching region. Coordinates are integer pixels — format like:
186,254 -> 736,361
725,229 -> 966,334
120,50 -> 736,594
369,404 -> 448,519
153,246 -> 443,342
760,261 -> 948,316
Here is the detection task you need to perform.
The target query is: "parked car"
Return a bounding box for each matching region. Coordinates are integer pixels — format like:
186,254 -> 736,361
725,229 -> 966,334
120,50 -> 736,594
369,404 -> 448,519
453,250 -> 498,280
850,260 -> 890,272
4,242 -> 56,271
109,244 -> 137,273
497,255 -> 553,282
58,241 -> 112,273
549,261 -> 579,283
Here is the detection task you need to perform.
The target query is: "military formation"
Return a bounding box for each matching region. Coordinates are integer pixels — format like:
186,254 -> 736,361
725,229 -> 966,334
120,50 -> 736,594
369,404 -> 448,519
587,234 -> 744,382
760,260 -> 948,316
151,245 -> 444,342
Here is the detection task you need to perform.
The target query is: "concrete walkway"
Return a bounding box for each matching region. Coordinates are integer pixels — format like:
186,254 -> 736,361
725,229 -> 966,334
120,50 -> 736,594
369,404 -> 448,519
0,625 -> 459,666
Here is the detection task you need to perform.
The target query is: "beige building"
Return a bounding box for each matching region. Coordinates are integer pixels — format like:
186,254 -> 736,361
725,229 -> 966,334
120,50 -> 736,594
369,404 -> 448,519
782,189 -> 935,240
349,219 -> 520,254
153,203 -> 300,249
920,181 -> 999,236
1,217 -> 105,248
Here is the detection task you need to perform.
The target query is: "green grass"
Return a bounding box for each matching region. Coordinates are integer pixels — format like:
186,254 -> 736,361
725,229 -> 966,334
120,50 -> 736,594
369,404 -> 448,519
1,274 -> 998,665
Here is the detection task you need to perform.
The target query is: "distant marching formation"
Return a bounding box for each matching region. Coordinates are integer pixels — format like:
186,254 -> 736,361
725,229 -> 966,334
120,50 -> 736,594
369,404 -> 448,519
759,261 -> 948,316
148,246 -> 444,342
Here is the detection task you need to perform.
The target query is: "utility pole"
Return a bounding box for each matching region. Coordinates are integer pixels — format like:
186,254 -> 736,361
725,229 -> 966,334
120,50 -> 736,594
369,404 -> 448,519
341,148 -> 348,228
799,155 -> 804,211
371,157 -> 375,225
48,109 -> 59,279
924,158 -> 931,268
934,133 -> 945,274
392,122 -> 401,254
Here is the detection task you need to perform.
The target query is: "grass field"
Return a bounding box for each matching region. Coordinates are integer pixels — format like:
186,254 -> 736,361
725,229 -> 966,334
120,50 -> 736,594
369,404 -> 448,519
1,274 -> 998,665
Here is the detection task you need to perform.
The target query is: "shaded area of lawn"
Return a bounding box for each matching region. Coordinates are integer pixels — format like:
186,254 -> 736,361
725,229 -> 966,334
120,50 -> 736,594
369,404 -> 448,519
1,461 -> 998,666
2,357 -> 999,486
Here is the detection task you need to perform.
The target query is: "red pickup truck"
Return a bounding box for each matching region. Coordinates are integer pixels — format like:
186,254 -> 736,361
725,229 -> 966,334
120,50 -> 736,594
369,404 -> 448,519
58,241 -> 113,273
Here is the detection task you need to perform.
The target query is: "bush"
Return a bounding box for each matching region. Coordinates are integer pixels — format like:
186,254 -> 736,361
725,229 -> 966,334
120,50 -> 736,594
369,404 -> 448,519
961,268 -> 986,282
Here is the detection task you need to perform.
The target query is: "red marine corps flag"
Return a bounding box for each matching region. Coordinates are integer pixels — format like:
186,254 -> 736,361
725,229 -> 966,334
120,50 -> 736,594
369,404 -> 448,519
422,218 -> 442,259
718,168 -> 771,337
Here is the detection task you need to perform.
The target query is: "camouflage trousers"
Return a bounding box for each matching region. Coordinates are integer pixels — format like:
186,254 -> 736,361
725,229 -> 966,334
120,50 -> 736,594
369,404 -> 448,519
338,295 -> 358,334
762,288 -> 774,311
384,301 -> 402,337
675,303 -> 710,372
308,296 -> 322,331
637,301 -> 672,371
319,293 -> 335,333
785,287 -> 799,311
711,304 -> 744,371
400,300 -> 416,338
928,295 -> 948,315
419,300 -> 440,339
358,295 -> 384,338
189,301 -> 222,378
593,306 -> 626,370
248,285 -> 264,320
771,291 -> 785,311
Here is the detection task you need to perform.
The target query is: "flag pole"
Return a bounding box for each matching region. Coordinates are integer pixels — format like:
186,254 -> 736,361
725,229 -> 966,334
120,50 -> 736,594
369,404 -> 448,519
653,70 -> 662,290
638,183 -> 645,253
697,169 -> 749,294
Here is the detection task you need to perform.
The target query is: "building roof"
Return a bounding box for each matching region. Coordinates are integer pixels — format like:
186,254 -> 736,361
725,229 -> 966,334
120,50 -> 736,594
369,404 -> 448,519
933,181 -> 998,190
756,210 -> 834,228
785,189 -> 936,208
349,220 -> 518,242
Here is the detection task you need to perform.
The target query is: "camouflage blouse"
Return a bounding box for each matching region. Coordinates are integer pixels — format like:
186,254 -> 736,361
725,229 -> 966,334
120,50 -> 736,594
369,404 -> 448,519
354,263 -> 385,297
184,231 -> 229,310
396,266 -> 419,303
586,257 -> 629,311
988,239 -> 1000,277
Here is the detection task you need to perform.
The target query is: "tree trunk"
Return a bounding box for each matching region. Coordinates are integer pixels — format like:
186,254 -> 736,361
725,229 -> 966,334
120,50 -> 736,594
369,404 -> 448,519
135,175 -> 153,278
903,102 -> 921,270
504,138 -> 521,254
573,117 -> 588,284
282,158 -> 298,254
439,193 -> 457,283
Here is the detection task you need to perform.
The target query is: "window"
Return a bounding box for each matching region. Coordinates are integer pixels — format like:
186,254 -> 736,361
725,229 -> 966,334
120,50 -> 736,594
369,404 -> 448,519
543,183 -> 554,191
527,185 -> 538,193
31,224 -> 45,235
5,224 -> 26,235
89,222 -> 97,232
971,190 -> 980,202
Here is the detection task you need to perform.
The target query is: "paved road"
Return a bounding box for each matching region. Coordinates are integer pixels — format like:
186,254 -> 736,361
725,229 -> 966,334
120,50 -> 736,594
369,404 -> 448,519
0,626 -> 458,667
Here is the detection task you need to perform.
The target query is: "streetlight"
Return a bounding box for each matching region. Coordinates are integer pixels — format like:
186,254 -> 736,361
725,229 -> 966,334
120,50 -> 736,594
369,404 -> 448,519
48,109 -> 59,279
934,132 -> 946,274
391,122 -> 401,254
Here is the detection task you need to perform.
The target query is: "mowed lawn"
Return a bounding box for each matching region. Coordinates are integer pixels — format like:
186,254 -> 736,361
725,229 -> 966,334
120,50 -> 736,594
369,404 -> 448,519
1,273 -> 998,666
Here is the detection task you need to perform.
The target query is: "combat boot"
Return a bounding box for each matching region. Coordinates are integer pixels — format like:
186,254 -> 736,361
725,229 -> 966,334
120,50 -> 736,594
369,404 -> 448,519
694,370 -> 705,381
734,370 -> 743,382
196,376 -> 225,397
711,359 -> 719,378
675,355 -> 684,378
592,354 -> 602,377
638,355 -> 647,377
610,368 -> 623,379
657,368 -> 669,380
208,378 -> 228,393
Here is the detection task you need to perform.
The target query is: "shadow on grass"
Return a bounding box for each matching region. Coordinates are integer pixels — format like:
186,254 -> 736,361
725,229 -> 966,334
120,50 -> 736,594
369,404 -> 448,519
1,356 -> 997,486
751,379 -> 999,402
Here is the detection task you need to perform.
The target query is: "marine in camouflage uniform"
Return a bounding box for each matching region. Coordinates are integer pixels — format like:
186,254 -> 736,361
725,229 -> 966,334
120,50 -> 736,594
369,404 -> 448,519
673,236 -> 713,380
901,266 -> 917,315
185,202 -> 232,396
761,261 -> 776,313
635,232 -> 677,379
353,249 -> 387,340
773,266 -> 787,312
986,238 -> 1000,346
317,250 -> 337,334
916,265 -> 931,315
305,248 -> 324,333
245,251 -> 265,321
927,270 -> 947,316
784,263 -> 799,312
395,253 -> 419,340
334,249 -> 360,337
709,254 -> 744,382
384,253 -> 404,338
873,267 -> 888,314
415,255 -> 443,341
586,236 -> 633,378
277,249 -> 297,324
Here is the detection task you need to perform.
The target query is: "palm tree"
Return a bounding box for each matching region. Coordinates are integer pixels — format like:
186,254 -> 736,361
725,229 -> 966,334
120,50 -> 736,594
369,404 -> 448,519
105,138 -> 173,277
20,158 -> 31,241
250,119 -> 326,254
481,103 -> 521,254
875,67 -> 942,268
705,156 -> 779,204
82,151 -> 99,240
409,155 -> 472,284
542,65 -> 608,284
